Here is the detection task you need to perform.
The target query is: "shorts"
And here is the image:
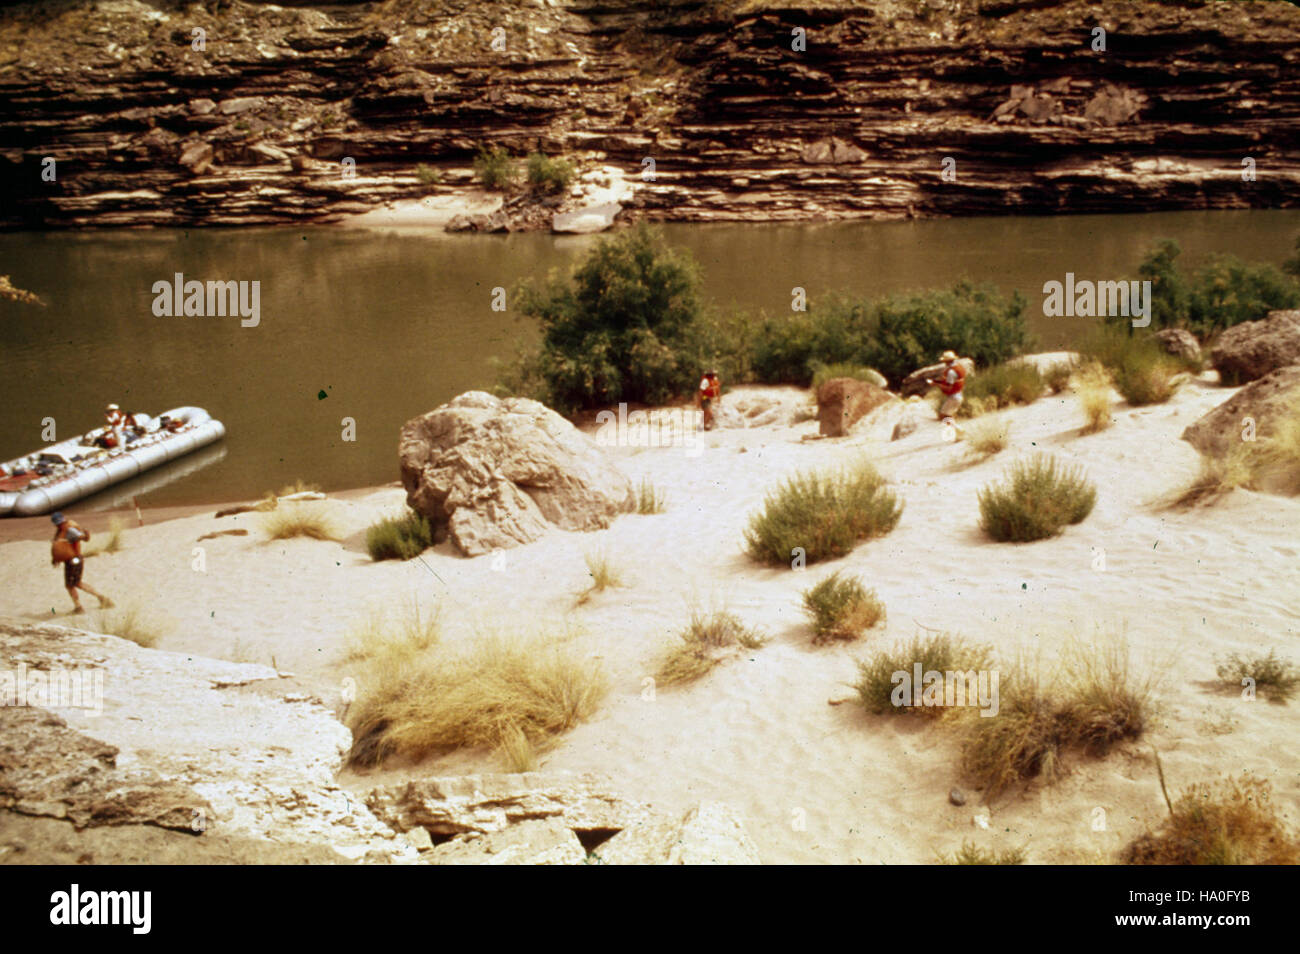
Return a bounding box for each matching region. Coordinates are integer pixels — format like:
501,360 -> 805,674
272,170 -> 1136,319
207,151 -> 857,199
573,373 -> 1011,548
63,557 -> 83,588
939,393 -> 963,418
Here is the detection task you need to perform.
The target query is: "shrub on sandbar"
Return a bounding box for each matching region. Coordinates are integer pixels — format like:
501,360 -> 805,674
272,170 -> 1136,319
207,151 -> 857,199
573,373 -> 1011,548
365,510 -> 434,561
745,459 -> 901,566
977,453 -> 1096,542
801,571 -> 885,643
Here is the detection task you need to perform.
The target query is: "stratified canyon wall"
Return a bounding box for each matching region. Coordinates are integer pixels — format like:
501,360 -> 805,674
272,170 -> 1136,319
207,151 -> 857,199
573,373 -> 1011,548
1,0 -> 1297,228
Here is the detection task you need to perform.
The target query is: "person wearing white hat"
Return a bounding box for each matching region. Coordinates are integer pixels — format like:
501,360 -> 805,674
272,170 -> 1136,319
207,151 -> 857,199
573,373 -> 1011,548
104,403 -> 127,450
926,350 -> 966,420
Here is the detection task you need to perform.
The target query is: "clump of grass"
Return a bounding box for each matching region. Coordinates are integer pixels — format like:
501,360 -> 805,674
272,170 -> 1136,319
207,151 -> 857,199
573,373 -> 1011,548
655,610 -> 765,686
365,510 -> 434,561
1043,361 -> 1074,394
1216,650 -> 1299,703
1123,772 -> 1300,865
574,549 -> 626,605
854,633 -> 994,718
276,479 -> 322,498
415,163 -> 441,185
94,603 -> 172,649
963,414 -> 1011,458
1170,444 -> 1254,508
744,459 -> 902,566
801,571 -> 885,643
1172,393 -> 1300,506
1082,328 -> 1182,407
261,502 -> 341,541
635,477 -> 666,514
83,517 -> 125,557
940,842 -> 1027,865
342,601 -> 440,663
473,144 -> 517,190
347,630 -> 609,767
809,361 -> 888,394
958,361 -> 1044,417
960,639 -> 1154,798
977,453 -> 1096,542
1075,362 -> 1114,434
525,152 -> 576,193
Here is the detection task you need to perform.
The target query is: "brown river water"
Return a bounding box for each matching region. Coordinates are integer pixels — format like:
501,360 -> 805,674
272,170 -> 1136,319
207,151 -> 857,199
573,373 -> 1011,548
2,209 -> 1298,509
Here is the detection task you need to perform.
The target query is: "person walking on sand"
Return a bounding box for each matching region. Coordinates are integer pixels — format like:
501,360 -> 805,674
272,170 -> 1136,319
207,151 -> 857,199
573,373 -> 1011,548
50,512 -> 113,614
696,368 -> 722,431
926,350 -> 966,421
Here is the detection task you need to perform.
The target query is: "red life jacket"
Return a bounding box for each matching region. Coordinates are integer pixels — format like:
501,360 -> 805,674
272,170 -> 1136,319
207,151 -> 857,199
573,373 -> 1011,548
937,363 -> 965,396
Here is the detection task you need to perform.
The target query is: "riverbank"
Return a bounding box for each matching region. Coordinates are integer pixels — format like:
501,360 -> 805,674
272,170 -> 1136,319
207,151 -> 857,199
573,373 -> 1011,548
3,0 -> 1300,229
2,374 -> 1297,863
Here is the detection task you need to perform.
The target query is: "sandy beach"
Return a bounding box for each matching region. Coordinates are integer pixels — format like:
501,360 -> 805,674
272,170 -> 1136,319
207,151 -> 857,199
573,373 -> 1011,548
2,372 -> 1297,865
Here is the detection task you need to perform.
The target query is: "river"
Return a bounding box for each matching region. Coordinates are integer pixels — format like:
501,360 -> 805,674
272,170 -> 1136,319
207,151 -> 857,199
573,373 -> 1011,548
2,209 -> 1298,508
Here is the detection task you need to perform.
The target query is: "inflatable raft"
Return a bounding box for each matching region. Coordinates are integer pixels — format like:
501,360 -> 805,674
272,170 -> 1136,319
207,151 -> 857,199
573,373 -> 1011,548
0,407 -> 225,517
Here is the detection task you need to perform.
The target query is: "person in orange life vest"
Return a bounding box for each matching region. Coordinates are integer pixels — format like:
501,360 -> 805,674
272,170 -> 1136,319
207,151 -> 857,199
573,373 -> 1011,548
696,369 -> 722,430
50,511 -> 113,614
103,403 -> 127,449
926,350 -> 965,420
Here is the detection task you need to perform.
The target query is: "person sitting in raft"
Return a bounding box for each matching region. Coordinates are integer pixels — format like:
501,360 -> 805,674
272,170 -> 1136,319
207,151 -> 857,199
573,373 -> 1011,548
99,403 -> 128,449
925,350 -> 966,421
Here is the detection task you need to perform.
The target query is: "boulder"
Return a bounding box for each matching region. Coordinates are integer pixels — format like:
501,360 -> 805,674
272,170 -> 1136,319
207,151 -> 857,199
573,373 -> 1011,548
425,818 -> 587,866
593,801 -> 761,865
1084,84 -> 1145,125
1182,364 -> 1300,458
178,140 -> 214,176
1154,328 -> 1201,364
364,771 -> 653,839
1211,310 -> 1300,385
218,96 -> 264,116
900,357 -> 976,398
890,399 -> 933,440
800,137 -> 867,164
398,392 -> 635,556
816,377 -> 893,437
551,201 -> 621,234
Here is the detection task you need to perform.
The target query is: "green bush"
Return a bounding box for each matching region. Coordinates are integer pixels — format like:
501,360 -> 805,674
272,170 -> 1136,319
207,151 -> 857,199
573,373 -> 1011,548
1137,239 -> 1299,336
977,454 -> 1096,542
366,510 -> 435,561
415,164 -> 441,185
526,152 -> 576,193
854,633 -> 993,717
959,361 -> 1044,417
473,145 -> 517,190
745,459 -> 902,566
510,225 -> 707,411
751,283 -> 1030,388
801,571 -> 885,642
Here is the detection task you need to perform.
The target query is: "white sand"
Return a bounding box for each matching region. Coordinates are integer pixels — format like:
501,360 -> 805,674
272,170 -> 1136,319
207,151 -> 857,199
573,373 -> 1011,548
2,371 -> 1297,864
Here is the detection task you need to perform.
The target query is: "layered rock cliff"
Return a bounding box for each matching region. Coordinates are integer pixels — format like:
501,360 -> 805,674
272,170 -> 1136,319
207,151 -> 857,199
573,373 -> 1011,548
1,0 -> 1298,229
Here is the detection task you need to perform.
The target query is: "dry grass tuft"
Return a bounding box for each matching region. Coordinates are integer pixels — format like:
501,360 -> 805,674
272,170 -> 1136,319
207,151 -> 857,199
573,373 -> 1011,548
854,633 -> 993,718
574,549 -> 627,605
83,517 -> 126,557
261,501 -> 342,541
635,477 -> 667,514
1075,362 -> 1114,434
939,842 -> 1027,865
1124,772 -> 1300,865
1216,650 -> 1299,703
347,628 -> 609,768
655,609 -> 765,686
94,603 -> 173,649
801,571 -> 885,643
963,414 -> 1011,458
959,639 -> 1156,799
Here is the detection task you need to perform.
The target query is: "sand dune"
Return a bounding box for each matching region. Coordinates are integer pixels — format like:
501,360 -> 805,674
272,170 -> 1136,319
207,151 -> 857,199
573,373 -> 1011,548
1,372 -> 1297,864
